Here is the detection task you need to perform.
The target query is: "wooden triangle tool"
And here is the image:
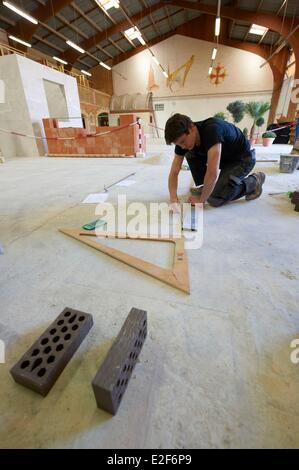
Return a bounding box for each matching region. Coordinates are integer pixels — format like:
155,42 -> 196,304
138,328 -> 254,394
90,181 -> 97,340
60,228 -> 190,294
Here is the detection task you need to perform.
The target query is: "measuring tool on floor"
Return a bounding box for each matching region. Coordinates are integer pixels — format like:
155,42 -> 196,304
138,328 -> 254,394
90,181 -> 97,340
82,219 -> 107,231
103,172 -> 136,193
182,205 -> 199,231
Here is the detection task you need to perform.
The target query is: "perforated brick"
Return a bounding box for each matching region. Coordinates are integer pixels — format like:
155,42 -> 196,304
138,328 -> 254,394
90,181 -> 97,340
92,308 -> 147,415
10,308 -> 93,396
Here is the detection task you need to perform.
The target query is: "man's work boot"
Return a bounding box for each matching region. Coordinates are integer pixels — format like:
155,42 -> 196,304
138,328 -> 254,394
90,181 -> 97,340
245,172 -> 266,201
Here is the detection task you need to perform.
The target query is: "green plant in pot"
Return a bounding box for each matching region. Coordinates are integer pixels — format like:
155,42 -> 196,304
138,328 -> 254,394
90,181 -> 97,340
245,101 -> 271,144
226,100 -> 246,123
243,128 -> 249,139
262,130 -> 276,147
214,112 -> 227,120
255,117 -> 264,142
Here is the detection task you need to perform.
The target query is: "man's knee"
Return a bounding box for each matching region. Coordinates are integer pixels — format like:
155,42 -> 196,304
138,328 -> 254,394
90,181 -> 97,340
208,178 -> 238,207
207,196 -> 226,207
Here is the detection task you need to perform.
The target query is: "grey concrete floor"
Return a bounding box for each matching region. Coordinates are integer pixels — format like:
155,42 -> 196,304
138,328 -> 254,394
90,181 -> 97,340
0,143 -> 299,449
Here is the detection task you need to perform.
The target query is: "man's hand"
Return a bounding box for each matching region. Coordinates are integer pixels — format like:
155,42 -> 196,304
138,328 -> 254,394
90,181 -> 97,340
187,196 -> 202,205
170,200 -> 181,213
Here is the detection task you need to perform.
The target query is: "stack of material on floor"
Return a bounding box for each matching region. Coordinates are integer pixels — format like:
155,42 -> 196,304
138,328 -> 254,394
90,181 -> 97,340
291,191 -> 299,212
43,114 -> 145,158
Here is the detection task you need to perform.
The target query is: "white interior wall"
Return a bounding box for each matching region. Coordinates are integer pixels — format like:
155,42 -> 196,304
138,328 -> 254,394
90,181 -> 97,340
0,54 -> 35,158
0,54 -> 82,158
17,55 -> 82,156
113,35 -> 273,97
153,92 -> 272,138
112,34 -> 274,138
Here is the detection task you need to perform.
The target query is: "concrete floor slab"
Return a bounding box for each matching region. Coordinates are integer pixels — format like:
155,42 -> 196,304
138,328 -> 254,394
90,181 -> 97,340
0,143 -> 299,448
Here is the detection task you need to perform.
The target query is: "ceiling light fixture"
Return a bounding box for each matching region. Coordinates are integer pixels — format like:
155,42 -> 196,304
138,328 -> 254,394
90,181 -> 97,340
81,70 -> 92,77
249,24 -> 268,36
3,1 -> 38,24
212,48 -> 217,60
9,35 -> 31,48
53,56 -> 68,65
215,0 -> 221,36
95,0 -> 119,11
98,0 -> 167,80
124,27 -> 146,46
148,49 -> 161,67
100,61 -> 111,70
66,40 -> 85,54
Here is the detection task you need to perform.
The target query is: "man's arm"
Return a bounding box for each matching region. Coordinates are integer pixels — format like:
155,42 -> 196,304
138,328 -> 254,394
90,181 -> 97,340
168,154 -> 184,203
198,143 -> 221,203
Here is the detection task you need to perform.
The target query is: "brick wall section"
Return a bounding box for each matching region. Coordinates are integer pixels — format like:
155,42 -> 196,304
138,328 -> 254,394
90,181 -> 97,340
43,114 -> 145,156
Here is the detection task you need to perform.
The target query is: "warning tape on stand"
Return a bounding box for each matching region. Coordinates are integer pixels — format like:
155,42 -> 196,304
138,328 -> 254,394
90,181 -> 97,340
149,120 -> 299,137
0,121 -> 138,141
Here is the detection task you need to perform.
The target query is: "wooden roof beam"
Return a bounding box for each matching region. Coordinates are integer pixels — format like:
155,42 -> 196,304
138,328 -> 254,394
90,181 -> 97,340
71,3 -> 125,54
166,0 -> 299,77
60,1 -> 165,69
138,0 -> 162,37
7,0 -> 75,50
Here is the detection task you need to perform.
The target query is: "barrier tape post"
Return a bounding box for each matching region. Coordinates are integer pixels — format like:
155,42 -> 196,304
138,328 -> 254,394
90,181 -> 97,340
136,118 -> 145,158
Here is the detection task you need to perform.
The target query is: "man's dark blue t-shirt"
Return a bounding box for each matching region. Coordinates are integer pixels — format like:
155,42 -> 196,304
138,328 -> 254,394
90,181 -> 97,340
175,118 -> 251,168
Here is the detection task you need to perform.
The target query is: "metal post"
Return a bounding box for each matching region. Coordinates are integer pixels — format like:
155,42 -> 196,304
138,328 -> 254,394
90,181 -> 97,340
136,118 -> 145,158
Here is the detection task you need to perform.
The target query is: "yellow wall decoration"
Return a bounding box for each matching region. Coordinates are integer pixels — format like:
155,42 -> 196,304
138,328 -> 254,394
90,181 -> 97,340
147,64 -> 159,92
167,55 -> 195,92
209,63 -> 228,85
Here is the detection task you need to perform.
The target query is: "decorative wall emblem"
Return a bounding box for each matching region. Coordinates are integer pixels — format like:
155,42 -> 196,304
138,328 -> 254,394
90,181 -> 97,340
147,64 -> 159,92
209,63 -> 228,85
167,55 -> 195,92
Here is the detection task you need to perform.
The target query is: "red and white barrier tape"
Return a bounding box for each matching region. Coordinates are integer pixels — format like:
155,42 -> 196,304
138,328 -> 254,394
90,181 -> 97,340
1,118 -> 297,142
137,119 -> 143,153
149,123 -> 165,132
262,119 -> 299,133
149,120 -> 299,137
0,121 -> 138,141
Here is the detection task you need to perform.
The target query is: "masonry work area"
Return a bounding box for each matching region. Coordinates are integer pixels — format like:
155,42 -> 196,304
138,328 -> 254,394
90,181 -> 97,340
43,114 -> 145,158
2,142 -> 299,449
0,0 -> 299,452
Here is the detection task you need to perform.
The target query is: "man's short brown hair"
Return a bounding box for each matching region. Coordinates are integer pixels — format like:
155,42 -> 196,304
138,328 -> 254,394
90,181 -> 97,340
164,113 -> 194,145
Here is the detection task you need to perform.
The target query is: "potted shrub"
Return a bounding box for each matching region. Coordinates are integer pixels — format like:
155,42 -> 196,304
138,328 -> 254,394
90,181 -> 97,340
245,101 -> 271,145
243,128 -> 249,139
255,117 -> 265,143
214,112 -> 227,120
262,131 -> 276,147
226,100 -> 246,124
